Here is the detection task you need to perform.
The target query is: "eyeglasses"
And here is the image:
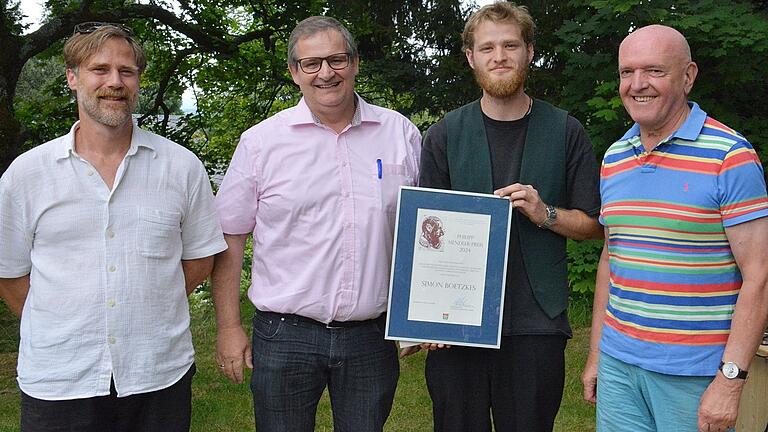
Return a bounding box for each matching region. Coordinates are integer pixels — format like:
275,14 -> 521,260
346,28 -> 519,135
296,53 -> 352,74
73,22 -> 134,36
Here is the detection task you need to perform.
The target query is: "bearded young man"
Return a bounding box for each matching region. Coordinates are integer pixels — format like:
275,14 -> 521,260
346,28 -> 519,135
414,3 -> 603,431
0,23 -> 226,431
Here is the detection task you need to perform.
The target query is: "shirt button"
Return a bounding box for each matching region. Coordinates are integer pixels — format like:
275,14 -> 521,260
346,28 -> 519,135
108,265 -> 116,272
107,336 -> 116,344
106,229 -> 115,239
342,192 -> 349,198
341,161 -> 348,167
87,170 -> 94,176
107,299 -> 116,307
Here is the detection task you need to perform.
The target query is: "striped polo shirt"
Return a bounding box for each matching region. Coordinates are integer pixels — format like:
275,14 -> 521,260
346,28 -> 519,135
599,102 -> 768,376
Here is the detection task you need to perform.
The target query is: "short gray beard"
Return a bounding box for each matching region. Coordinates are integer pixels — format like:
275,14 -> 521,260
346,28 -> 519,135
79,92 -> 135,128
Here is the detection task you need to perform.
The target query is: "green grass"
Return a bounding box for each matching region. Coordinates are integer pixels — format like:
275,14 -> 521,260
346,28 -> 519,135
0,301 -> 20,432
0,298 -> 596,431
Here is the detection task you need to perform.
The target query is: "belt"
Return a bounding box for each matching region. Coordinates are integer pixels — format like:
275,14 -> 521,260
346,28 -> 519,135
256,309 -> 385,329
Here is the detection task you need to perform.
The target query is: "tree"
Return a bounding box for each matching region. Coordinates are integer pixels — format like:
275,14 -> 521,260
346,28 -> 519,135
5,1 -> 768,174
1,0 -> 474,174
0,0 -> 288,174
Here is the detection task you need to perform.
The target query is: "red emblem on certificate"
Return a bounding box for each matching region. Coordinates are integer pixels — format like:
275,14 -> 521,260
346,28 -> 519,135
419,216 -> 444,249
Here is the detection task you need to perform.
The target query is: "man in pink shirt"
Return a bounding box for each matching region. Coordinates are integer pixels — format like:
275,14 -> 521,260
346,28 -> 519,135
211,15 -> 421,432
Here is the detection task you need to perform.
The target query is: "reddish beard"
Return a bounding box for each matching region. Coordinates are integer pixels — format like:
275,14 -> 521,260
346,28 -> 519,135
473,64 -> 528,98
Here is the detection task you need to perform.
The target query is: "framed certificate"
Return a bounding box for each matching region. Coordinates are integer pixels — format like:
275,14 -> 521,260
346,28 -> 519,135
385,186 -> 512,348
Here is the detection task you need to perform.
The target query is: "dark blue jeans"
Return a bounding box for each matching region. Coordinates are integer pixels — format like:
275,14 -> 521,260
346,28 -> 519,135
250,311 -> 399,432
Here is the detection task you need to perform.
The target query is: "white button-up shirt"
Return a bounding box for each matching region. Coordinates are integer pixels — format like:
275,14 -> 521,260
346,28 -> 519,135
216,96 -> 421,323
0,121 -> 227,400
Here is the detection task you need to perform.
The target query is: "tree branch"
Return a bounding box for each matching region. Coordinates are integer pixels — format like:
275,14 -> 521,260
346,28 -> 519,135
20,3 -> 275,63
138,47 -> 194,124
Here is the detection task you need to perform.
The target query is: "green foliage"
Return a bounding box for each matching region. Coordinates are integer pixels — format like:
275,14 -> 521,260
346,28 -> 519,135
2,0 -> 25,34
14,56 -> 75,150
136,83 -> 184,115
567,239 -> 603,296
10,1 -> 768,159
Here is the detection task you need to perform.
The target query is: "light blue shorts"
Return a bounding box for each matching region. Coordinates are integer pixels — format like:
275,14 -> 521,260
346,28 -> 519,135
596,353 -> 717,432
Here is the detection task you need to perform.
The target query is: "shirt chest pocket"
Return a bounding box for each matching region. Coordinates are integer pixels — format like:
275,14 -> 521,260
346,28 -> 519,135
136,207 -> 181,259
374,163 -> 413,213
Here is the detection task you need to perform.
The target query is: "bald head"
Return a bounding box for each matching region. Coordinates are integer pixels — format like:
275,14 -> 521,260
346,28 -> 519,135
617,25 -> 698,141
620,25 -> 691,64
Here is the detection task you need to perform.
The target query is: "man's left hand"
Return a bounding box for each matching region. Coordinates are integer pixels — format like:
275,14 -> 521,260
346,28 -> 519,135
494,183 -> 547,225
697,373 -> 744,432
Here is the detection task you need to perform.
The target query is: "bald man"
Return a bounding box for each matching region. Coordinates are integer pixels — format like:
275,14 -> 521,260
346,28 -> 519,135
582,25 -> 768,432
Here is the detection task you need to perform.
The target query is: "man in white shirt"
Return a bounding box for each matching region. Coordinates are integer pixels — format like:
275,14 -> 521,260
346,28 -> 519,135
0,22 -> 227,432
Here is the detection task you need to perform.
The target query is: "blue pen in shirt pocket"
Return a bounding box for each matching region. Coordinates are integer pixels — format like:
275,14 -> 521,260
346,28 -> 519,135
375,160 -> 410,216
376,159 -> 385,214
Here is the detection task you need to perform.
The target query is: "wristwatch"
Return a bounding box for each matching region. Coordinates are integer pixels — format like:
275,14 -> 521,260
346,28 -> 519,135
538,204 -> 557,229
719,361 -> 748,380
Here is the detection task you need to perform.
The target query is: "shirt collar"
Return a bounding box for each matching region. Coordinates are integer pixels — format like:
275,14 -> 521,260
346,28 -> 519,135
287,93 -> 380,128
54,119 -> 157,160
619,101 -> 707,144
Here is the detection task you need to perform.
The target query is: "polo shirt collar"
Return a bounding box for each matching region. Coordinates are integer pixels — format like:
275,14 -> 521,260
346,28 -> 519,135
619,101 -> 707,144
54,119 -> 156,160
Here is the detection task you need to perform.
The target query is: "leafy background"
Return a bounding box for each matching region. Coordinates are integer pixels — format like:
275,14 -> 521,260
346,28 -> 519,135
4,0 -> 768,295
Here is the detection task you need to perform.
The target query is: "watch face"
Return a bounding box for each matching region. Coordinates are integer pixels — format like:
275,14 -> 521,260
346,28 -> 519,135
547,205 -> 557,219
722,362 -> 738,379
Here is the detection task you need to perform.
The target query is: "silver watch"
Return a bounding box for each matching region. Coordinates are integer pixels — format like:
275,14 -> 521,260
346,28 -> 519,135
538,204 -> 557,229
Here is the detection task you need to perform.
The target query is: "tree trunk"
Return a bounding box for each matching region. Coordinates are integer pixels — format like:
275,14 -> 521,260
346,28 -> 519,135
0,101 -> 21,176
0,9 -> 23,176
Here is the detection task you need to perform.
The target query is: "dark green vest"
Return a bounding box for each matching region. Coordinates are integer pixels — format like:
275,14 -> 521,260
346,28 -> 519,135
445,99 -> 568,319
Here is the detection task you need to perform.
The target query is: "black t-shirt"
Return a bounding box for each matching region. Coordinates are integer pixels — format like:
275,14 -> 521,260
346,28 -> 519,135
420,105 -> 601,337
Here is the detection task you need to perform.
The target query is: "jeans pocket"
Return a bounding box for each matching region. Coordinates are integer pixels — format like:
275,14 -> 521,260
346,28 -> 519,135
373,317 -> 387,336
252,312 -> 282,340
